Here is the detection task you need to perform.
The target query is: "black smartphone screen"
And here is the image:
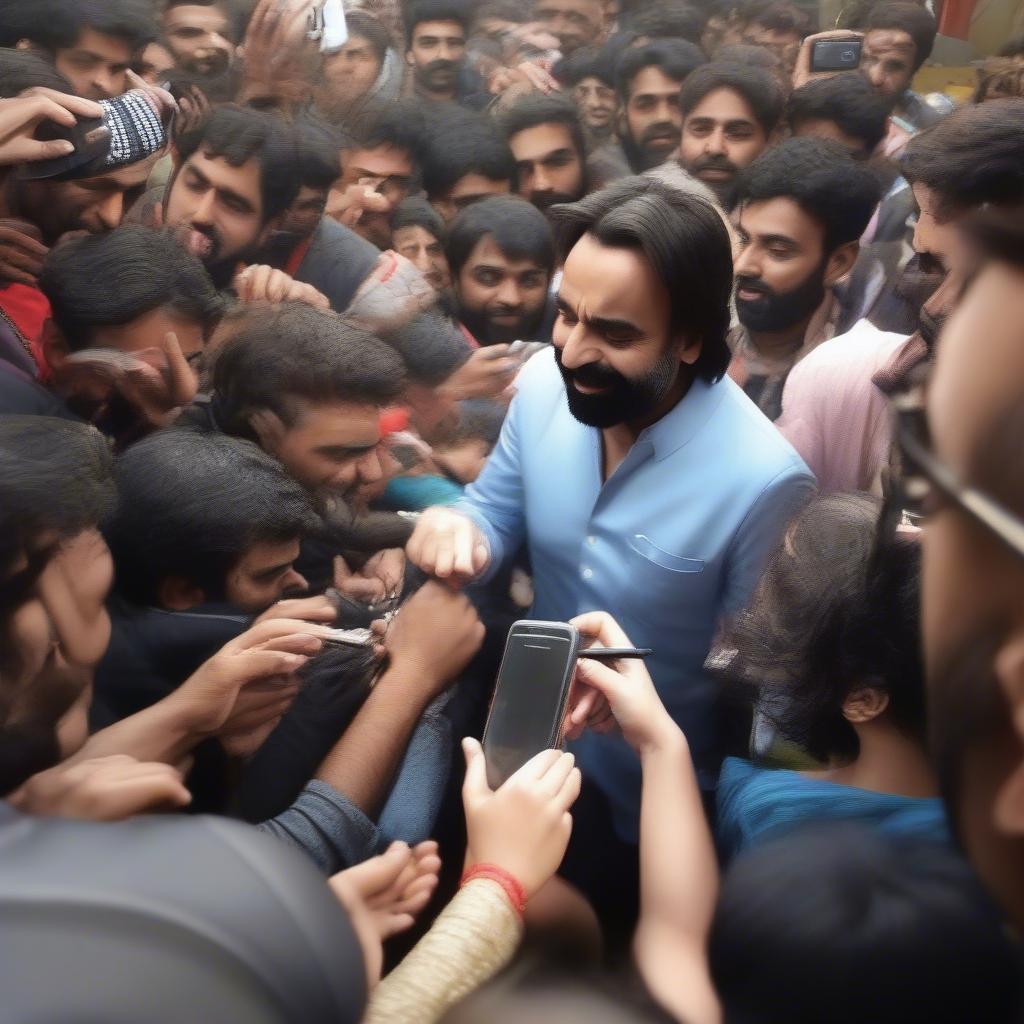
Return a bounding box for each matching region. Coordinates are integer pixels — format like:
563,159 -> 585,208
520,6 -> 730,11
484,627 -> 577,788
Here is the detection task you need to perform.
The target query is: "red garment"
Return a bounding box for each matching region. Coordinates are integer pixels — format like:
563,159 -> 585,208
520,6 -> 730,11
0,283 -> 51,377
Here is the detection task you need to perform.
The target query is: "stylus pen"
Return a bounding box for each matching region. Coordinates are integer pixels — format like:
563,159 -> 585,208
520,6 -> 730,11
579,647 -> 653,660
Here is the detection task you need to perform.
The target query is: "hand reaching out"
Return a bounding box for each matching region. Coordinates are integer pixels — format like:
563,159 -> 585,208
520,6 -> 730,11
9,754 -> 191,821
406,507 -> 491,583
234,265 -> 331,309
0,90 -> 105,167
330,840 -> 441,985
462,738 -> 581,898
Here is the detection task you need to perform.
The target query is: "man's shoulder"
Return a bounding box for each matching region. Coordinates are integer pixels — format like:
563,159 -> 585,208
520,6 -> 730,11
306,217 -> 380,265
297,218 -> 381,312
791,318 -> 909,378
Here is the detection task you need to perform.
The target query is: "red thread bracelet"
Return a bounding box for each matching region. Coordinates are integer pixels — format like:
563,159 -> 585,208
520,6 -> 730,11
460,864 -> 527,917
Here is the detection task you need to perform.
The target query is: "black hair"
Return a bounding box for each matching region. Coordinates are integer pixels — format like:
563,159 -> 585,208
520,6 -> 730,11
404,0 -> 471,47
744,0 -> 812,37
343,99 -> 426,159
616,38 -> 706,101
210,303 -> 405,436
710,826 -> 1023,1024
680,59 -> 786,134
174,105 -> 302,224
714,42 -> 784,72
105,429 -> 319,606
730,137 -> 881,252
446,195 -> 556,277
866,2 -> 937,71
294,113 -> 341,191
626,2 -> 706,44
998,33 -> 1024,58
551,176 -> 733,383
162,0 -> 244,44
553,44 -> 616,88
787,73 -> 891,154
0,47 -> 72,97
0,0 -> 156,53
160,63 -> 242,104
497,93 -> 587,165
420,112 -> 517,199
442,398 -> 506,448
711,494 -> 924,763
473,0 -> 527,26
0,416 -> 115,589
901,98 -> 1024,221
39,225 -> 225,352
388,310 -> 471,386
341,11 -> 391,64
390,195 -> 446,241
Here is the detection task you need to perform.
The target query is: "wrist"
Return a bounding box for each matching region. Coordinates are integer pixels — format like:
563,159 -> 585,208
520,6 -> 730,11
639,719 -> 688,762
461,863 -> 527,916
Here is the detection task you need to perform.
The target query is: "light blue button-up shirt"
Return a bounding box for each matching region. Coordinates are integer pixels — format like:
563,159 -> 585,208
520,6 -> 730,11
457,349 -> 816,840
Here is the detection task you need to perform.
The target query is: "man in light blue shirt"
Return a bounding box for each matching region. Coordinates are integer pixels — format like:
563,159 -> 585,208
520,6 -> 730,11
407,177 -> 815,844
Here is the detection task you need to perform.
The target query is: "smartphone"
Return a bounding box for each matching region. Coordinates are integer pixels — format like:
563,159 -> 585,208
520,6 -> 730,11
482,620 -> 580,789
811,38 -> 862,72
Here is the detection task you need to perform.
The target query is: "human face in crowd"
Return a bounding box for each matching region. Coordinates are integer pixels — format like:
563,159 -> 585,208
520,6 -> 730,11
680,87 -> 769,200
533,0 -> 604,56
166,150 -> 267,278
407,20 -> 466,98
226,538 -> 309,613
431,173 -> 511,224
792,118 -> 872,159
911,183 -> 966,274
732,198 -> 836,335
339,143 -> 413,248
162,3 -> 235,76
553,232 -> 696,428
260,400 -> 386,501
624,67 -> 685,171
393,224 -> 451,291
508,122 -> 584,212
572,75 -> 618,133
11,157 -> 155,245
922,257 -> 1024,930
280,185 -> 330,238
52,28 -> 136,100
861,28 -> 917,101
456,233 -> 550,344
136,41 -> 176,84
404,382 -> 459,444
321,33 -> 383,108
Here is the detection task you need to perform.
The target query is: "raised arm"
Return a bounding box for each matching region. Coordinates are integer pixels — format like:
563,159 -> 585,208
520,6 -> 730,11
572,612 -> 722,1024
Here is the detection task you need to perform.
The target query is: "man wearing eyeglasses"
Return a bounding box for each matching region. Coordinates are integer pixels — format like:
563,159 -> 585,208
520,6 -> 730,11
912,211 -> 1024,933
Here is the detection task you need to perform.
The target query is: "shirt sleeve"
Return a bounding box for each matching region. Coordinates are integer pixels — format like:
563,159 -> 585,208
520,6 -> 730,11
721,464 -> 816,617
452,386 -> 528,582
256,780 -> 383,875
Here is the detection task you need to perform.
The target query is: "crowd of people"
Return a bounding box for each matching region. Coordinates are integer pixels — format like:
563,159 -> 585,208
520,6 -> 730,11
1,0 -> 1023,1019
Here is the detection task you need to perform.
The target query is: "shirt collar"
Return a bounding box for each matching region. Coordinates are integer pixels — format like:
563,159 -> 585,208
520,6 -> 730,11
634,375 -> 727,463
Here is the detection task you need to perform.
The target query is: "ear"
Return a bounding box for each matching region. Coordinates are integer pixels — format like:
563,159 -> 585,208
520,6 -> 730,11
405,47 -> 415,67
842,686 -> 890,724
676,333 -> 703,368
824,241 -> 859,287
158,576 -> 206,611
40,318 -> 70,371
248,407 -> 288,455
993,637 -> 1024,835
256,212 -> 285,248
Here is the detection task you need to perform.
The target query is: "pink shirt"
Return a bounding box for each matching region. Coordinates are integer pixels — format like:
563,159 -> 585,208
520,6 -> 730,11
776,319 -> 910,495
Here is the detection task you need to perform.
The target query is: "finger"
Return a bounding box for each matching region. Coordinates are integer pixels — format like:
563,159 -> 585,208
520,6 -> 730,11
391,882 -> 436,916
0,225 -> 48,254
450,520 -> 479,578
571,611 -> 632,649
269,597 -> 337,623
0,264 -> 39,286
0,245 -> 46,274
432,534 -> 456,579
232,647 -> 312,680
29,89 -> 104,121
231,617 -> 338,649
338,576 -> 386,601
570,688 -> 596,726
538,750 -> 576,796
378,912 -> 416,938
511,747 -> 562,783
161,331 -> 199,407
102,775 -> 193,818
557,766 -> 583,812
461,737 -> 491,798
266,271 -> 289,304
252,264 -> 273,301
253,632 -> 323,658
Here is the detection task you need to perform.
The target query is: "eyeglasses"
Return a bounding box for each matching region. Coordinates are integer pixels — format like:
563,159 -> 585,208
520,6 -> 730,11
886,382 -> 1024,560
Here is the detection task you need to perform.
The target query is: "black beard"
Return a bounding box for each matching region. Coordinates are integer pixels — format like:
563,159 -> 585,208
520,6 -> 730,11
621,130 -> 671,173
458,303 -> 542,345
735,266 -> 827,334
554,343 -> 681,428
418,60 -> 458,91
530,188 -> 583,212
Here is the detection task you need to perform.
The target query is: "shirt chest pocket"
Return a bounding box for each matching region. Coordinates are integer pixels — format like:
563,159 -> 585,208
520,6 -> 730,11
620,533 -> 714,623
628,534 -> 705,573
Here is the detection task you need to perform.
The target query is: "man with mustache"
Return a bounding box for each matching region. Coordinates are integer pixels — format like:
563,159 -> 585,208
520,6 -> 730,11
679,61 -> 784,205
446,195 -> 555,345
615,39 -> 706,174
407,178 -> 813,924
160,0 -> 240,77
726,138 -> 880,421
404,0 -> 488,110
499,95 -> 588,215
